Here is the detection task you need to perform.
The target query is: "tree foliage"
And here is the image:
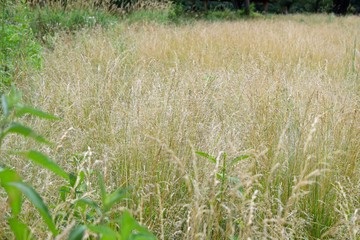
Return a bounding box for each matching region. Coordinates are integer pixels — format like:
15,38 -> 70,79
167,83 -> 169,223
22,0 -> 360,15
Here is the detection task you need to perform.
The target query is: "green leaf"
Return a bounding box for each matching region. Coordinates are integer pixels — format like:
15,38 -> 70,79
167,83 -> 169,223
98,174 -> 107,206
8,217 -> 32,240
230,155 -> 250,166
119,211 -> 138,239
69,173 -> 77,187
68,225 -> 87,240
76,198 -> 101,212
4,122 -> 49,144
59,186 -> 70,201
216,172 -> 226,181
15,105 -> 60,120
8,182 -> 58,236
131,234 -> 159,240
87,225 -> 119,240
1,95 -> 9,117
72,170 -> 85,189
6,86 -> 22,110
119,211 -> 156,240
75,198 -> 102,218
0,168 -> 22,216
104,188 -> 127,212
20,151 -> 69,180
195,151 -> 216,163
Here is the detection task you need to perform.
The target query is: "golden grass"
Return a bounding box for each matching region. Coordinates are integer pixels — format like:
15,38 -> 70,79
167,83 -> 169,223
6,14 -> 360,239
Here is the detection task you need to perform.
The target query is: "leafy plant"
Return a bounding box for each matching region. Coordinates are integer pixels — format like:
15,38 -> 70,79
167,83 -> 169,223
0,1 -> 42,92
196,151 -> 250,202
0,87 -> 156,239
28,7 -> 118,41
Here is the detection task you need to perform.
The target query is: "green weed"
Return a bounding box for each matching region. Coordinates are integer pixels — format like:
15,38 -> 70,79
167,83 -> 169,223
0,87 -> 156,239
0,1 -> 42,92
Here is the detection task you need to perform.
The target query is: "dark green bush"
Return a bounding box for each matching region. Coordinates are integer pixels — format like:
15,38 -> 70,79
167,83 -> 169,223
27,7 -> 118,40
0,1 -> 42,93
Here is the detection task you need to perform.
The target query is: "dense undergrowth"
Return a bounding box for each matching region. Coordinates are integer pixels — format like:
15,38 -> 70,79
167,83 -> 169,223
0,1 -> 42,92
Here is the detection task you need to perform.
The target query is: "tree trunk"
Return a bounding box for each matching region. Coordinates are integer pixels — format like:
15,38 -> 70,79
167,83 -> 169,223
244,0 -> 250,15
191,0 -> 196,11
314,0 -> 320,12
263,0 -> 269,12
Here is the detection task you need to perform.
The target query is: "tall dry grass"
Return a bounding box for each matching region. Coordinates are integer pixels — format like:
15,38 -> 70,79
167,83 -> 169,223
6,15 -> 360,239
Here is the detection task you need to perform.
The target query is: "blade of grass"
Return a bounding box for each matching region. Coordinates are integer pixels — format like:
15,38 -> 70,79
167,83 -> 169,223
20,150 -> 69,180
8,217 -> 32,240
15,105 -> 60,120
3,122 -> 49,144
195,151 -> 216,163
8,182 -> 58,236
0,168 -> 22,216
68,225 -> 87,240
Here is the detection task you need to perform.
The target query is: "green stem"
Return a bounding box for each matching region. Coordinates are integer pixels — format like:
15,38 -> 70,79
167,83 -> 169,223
219,154 -> 226,203
1,0 -> 7,65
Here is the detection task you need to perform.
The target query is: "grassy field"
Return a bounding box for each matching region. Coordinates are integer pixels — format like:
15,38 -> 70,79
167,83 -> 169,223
3,14 -> 360,239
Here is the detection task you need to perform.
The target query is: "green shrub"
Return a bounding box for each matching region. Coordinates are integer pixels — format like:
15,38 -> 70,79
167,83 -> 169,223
0,1 -> 42,93
27,7 -> 118,40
